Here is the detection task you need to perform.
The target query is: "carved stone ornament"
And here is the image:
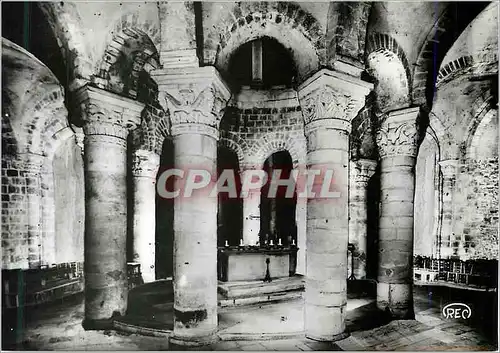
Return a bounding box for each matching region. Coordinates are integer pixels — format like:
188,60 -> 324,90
297,69 -> 373,135
131,150 -> 160,178
159,84 -> 227,129
352,159 -> 377,184
376,107 -> 420,159
74,85 -> 144,139
301,86 -> 360,125
151,66 -> 231,138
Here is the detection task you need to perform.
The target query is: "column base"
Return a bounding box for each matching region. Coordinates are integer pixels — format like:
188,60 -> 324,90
82,316 -> 117,331
376,282 -> 414,319
169,333 -> 218,347
306,331 -> 350,342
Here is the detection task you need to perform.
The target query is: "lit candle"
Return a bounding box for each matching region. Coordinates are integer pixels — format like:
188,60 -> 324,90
225,240 -> 229,247
278,238 -> 282,246
270,240 -> 274,246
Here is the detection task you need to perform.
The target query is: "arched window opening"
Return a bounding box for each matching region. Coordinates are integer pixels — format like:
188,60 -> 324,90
228,37 -> 297,90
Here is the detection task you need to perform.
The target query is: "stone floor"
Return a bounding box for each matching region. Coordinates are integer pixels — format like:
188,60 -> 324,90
3,282 -> 497,351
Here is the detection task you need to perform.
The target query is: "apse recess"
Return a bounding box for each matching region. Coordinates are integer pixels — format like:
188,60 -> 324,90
227,37 -> 297,90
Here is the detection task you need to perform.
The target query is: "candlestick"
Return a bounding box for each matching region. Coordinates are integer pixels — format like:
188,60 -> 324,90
278,238 -> 282,246
225,240 -> 229,247
270,240 -> 274,246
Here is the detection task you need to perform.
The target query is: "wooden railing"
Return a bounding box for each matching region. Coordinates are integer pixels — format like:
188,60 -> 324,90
2,262 -> 84,308
413,256 -> 498,289
2,262 -> 147,308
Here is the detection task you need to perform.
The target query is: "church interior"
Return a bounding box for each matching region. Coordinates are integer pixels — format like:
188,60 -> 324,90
1,1 -> 498,351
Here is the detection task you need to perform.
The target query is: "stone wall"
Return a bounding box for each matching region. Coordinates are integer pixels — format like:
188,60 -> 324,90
221,87 -> 307,274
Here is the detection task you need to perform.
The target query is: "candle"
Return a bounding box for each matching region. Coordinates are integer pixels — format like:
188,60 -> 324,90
240,239 -> 244,246
278,238 -> 282,246
225,240 -> 229,247
270,240 -> 274,246
292,239 -> 296,246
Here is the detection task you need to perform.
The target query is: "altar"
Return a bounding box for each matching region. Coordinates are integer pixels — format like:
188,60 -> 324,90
217,246 -> 298,282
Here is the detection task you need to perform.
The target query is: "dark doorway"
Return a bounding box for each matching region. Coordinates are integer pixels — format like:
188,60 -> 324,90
155,138 -> 175,279
260,151 -> 297,247
217,146 -> 243,247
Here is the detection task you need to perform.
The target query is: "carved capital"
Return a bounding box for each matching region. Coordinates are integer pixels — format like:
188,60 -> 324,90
298,69 -> 373,135
351,158 -> 377,184
151,66 -> 231,139
74,85 -> 144,139
132,150 -> 160,178
376,107 -> 420,159
438,159 -> 459,179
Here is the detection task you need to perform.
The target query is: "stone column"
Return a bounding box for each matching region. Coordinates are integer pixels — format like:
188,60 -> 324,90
152,66 -> 230,346
241,173 -> 261,246
75,85 -> 143,329
348,158 -> 377,279
438,159 -> 459,258
375,106 -> 420,319
298,69 -> 373,341
131,149 -> 160,283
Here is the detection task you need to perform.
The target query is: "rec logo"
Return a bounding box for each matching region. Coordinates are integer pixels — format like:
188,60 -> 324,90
442,303 -> 472,319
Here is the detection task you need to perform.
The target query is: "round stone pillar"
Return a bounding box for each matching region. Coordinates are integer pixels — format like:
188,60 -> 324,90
131,149 -> 160,283
298,69 -> 373,342
437,159 -> 459,259
242,183 -> 261,246
375,106 -> 420,319
348,159 -> 377,279
152,66 -> 230,346
75,85 -> 143,329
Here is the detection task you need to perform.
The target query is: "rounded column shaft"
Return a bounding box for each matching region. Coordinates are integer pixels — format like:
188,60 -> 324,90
375,107 -> 420,319
348,159 -> 377,279
84,133 -> 128,324
305,126 -> 350,341
438,159 -> 459,258
242,189 -> 261,245
132,150 -> 160,283
171,131 -> 218,345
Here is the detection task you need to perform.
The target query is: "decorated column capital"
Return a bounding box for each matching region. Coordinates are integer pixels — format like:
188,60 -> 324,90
376,107 -> 420,159
438,159 -> 459,179
74,85 -> 144,140
297,69 -> 373,135
151,66 -> 231,139
132,149 -> 160,178
351,158 -> 377,184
